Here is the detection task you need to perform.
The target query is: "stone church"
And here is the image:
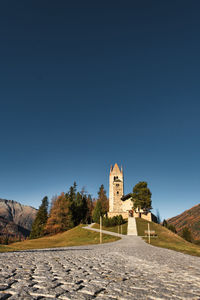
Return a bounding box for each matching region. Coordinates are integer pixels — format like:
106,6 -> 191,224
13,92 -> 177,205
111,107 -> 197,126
108,163 -> 154,221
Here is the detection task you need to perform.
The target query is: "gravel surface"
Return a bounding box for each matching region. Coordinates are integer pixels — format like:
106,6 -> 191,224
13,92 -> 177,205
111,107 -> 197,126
0,230 -> 200,299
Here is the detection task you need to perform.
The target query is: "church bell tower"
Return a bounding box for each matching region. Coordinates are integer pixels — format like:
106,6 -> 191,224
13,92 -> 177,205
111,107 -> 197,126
109,163 -> 124,213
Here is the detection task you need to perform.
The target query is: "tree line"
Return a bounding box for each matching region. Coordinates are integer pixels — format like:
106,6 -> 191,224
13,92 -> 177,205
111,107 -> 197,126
1,180 -> 196,245
30,181 -> 153,239
30,183 -> 108,239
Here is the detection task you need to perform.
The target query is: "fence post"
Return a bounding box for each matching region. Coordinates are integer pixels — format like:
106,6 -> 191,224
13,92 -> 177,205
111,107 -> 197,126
100,216 -> 102,244
148,222 -> 150,244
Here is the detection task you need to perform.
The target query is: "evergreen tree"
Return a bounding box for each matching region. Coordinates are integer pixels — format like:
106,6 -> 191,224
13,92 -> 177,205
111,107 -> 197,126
30,196 -> 48,239
72,191 -> 88,225
97,184 -> 109,215
77,194 -> 88,224
67,182 -> 77,224
167,224 -> 177,233
132,181 -> 152,213
181,227 -> 192,242
92,200 -> 103,223
163,219 -> 168,227
156,209 -> 161,224
68,182 -> 77,203
162,220 -> 177,233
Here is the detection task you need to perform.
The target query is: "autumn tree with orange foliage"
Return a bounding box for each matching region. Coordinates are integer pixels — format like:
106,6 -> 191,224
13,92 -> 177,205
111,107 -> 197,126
97,184 -> 109,215
45,192 -> 74,234
45,182 -> 94,235
86,195 -> 94,223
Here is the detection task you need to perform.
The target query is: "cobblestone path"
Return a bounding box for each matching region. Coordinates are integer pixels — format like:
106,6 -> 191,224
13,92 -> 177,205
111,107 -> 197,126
0,234 -> 200,299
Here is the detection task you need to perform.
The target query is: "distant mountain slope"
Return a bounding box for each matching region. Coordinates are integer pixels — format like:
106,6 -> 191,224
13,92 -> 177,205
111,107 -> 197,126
0,216 -> 30,238
168,204 -> 200,240
0,198 -> 37,237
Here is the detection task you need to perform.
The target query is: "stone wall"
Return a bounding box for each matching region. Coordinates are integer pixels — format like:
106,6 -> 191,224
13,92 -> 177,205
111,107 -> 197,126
121,198 -> 133,212
133,212 -> 154,222
107,211 -> 128,219
108,210 -> 157,223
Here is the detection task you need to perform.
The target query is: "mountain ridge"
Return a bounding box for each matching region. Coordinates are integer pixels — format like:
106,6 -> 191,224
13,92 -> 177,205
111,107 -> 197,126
0,198 -> 37,238
0,198 -> 36,211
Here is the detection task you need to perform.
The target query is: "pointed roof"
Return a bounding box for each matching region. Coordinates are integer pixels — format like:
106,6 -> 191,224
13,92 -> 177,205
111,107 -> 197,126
113,163 -> 120,172
121,193 -> 132,201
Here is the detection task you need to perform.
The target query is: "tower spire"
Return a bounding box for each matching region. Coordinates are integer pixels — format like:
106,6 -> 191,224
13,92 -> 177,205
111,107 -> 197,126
109,163 -> 124,213
112,163 -> 120,172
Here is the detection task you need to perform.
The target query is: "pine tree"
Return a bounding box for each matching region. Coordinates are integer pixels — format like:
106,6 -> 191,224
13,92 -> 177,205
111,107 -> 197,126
92,200 -> 103,223
66,183 -> 89,225
75,192 -> 88,224
181,227 -> 192,242
132,181 -> 152,213
67,182 -> 77,224
68,182 -> 77,203
29,196 -> 48,239
156,209 -> 161,224
163,219 -> 168,227
167,224 -> 177,233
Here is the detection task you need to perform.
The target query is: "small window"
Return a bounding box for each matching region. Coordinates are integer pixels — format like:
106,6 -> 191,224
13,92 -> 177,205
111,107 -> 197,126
116,184 -> 119,187
114,176 -> 118,180
117,191 -> 119,195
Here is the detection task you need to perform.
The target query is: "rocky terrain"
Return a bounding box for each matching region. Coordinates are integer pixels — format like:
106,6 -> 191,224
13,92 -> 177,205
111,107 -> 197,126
0,233 -> 200,299
0,199 -> 37,238
168,203 -> 200,241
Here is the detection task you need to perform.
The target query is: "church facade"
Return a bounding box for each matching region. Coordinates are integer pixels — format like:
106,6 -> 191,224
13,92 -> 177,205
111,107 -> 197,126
108,163 -> 154,221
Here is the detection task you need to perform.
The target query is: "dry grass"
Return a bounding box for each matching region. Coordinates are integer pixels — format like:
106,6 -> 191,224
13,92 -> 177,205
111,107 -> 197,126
92,222 -> 128,235
2,219 -> 199,257
0,244 -> 11,252
136,218 -> 200,257
0,225 -> 120,252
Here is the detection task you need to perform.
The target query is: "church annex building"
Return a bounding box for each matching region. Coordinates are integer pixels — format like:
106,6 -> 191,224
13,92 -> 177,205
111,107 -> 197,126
108,163 -> 155,222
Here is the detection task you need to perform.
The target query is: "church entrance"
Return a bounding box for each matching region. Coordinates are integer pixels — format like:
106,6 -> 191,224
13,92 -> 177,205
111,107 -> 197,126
129,210 -> 133,217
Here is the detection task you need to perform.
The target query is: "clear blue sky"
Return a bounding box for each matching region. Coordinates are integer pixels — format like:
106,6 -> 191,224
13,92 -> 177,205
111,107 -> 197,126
0,1 -> 200,219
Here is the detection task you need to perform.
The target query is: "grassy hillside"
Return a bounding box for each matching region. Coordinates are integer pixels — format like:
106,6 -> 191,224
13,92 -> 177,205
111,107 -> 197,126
136,218 -> 200,257
92,222 -> 128,234
0,225 -> 120,252
2,220 -> 199,257
92,219 -> 200,256
0,244 -> 10,252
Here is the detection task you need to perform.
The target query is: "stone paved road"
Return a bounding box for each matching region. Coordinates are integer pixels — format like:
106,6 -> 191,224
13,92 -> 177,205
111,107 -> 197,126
0,232 -> 200,300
